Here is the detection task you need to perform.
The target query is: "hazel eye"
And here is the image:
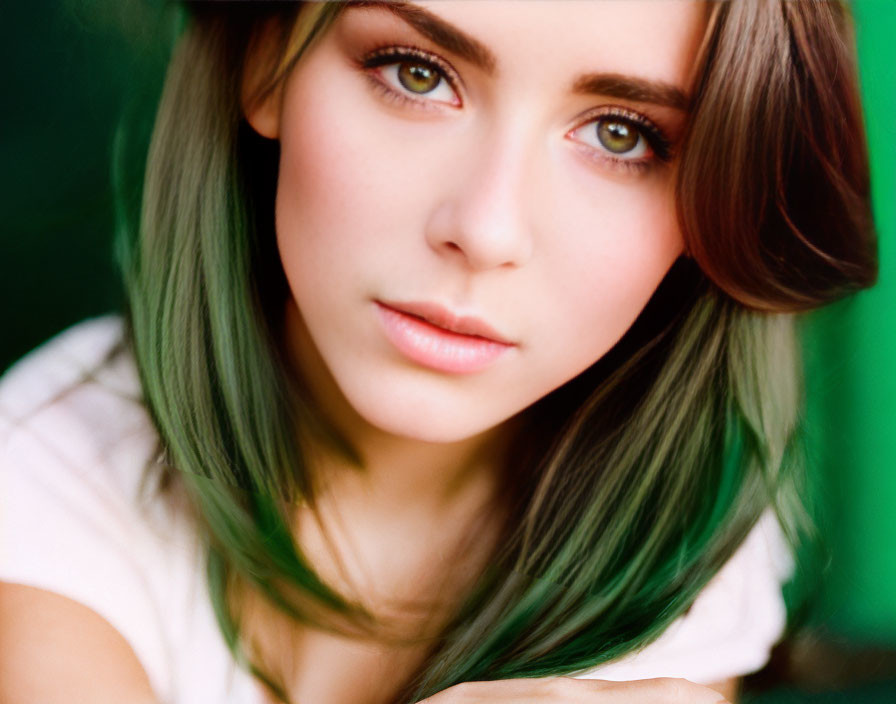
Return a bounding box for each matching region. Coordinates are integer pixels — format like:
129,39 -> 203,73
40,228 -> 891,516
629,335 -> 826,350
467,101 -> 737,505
379,60 -> 458,104
572,116 -> 651,160
397,62 -> 440,93
361,46 -> 462,107
597,119 -> 643,155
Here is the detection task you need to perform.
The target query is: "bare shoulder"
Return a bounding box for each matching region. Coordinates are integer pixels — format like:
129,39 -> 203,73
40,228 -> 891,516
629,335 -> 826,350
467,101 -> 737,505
0,582 -> 159,704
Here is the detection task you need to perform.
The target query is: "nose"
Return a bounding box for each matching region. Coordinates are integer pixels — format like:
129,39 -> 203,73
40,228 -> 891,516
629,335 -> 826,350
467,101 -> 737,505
424,126 -> 535,272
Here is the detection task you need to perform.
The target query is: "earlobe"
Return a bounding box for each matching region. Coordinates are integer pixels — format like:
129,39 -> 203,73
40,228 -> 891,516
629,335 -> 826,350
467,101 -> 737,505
243,86 -> 281,140
241,20 -> 284,140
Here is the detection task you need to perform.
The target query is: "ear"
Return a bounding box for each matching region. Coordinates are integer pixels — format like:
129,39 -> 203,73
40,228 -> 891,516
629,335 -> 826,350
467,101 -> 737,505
241,19 -> 284,140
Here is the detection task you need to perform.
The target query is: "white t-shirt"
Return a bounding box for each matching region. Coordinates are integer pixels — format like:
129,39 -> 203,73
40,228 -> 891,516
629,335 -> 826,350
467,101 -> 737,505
0,316 -> 793,703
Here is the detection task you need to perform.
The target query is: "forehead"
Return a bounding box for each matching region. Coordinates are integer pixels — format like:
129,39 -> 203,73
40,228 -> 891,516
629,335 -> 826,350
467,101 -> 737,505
402,0 -> 708,91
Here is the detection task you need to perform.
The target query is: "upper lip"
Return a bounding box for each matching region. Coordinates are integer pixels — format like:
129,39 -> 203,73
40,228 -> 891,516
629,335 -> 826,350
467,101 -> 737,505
377,300 -> 515,345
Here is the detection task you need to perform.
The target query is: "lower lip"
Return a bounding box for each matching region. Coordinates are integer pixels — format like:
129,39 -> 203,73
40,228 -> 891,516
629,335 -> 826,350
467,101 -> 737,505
374,302 -> 514,374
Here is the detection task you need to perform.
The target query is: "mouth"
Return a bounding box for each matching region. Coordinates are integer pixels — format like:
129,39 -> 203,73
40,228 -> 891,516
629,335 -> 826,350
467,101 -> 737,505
373,300 -> 516,374
378,300 -> 514,344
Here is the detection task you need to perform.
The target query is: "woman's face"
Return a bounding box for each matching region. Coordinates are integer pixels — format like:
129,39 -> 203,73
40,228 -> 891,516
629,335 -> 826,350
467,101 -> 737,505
248,0 -> 706,443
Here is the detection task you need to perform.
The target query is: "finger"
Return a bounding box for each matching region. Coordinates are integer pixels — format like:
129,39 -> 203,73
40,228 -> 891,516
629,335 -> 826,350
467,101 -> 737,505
581,677 -> 731,703
419,676 -> 732,703
416,676 -> 566,702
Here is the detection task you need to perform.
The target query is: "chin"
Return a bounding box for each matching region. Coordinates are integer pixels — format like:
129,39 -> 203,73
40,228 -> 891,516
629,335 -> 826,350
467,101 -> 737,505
345,385 -> 507,445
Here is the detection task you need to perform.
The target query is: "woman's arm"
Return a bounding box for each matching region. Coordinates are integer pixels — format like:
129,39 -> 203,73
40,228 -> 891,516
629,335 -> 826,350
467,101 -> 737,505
0,582 -> 160,704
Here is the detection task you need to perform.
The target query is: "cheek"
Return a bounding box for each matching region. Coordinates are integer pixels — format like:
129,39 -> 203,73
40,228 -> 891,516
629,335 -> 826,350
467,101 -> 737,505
536,176 -> 683,366
273,56 -> 450,299
275,76 -> 370,281
581,194 -> 680,301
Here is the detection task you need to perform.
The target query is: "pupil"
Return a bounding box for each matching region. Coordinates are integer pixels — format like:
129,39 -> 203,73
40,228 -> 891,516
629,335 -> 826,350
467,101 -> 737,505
398,63 -> 439,93
597,120 -> 639,154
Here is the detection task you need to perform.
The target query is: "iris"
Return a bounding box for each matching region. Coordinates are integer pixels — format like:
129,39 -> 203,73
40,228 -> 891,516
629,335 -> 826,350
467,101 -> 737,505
597,119 -> 640,154
397,62 -> 441,94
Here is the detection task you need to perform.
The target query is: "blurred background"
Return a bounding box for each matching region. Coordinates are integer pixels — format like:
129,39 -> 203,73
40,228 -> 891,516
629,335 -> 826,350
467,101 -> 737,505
1,1 -> 894,702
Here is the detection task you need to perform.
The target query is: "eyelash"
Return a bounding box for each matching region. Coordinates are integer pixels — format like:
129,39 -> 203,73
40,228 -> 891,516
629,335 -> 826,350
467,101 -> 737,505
360,45 -> 463,110
567,106 -> 674,175
358,45 -> 673,174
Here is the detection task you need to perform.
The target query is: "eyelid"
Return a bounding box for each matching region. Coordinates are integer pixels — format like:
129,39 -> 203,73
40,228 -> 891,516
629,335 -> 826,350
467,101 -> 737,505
566,105 -> 674,172
361,44 -> 464,107
357,46 -> 675,174
573,106 -> 672,158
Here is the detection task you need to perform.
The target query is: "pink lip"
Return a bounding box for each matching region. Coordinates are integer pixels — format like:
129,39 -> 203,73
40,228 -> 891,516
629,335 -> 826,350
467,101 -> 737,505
374,300 -> 516,374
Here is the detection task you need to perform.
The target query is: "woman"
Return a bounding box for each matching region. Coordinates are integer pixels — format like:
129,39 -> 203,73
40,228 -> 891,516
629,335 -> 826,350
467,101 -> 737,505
0,1 -> 876,703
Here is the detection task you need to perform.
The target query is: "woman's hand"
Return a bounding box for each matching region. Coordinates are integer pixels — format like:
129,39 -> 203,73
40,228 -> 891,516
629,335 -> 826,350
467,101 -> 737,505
417,676 -> 732,703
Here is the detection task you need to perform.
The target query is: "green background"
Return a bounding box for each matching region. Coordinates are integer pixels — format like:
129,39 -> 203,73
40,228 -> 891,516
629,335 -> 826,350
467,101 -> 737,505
1,0 -> 894,698
800,0 -> 896,643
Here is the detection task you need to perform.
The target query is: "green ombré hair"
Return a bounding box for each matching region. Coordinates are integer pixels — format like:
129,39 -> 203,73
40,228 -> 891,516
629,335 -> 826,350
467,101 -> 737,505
115,2 -> 874,702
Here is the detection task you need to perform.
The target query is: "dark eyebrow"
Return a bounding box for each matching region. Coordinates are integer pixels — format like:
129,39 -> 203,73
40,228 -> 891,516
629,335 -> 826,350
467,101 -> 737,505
350,1 -> 497,73
572,73 -> 690,112
349,2 -> 689,112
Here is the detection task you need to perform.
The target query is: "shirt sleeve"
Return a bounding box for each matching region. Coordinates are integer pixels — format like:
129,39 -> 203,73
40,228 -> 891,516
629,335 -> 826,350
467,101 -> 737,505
570,509 -> 793,685
0,321 -> 177,702
0,318 -> 293,704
